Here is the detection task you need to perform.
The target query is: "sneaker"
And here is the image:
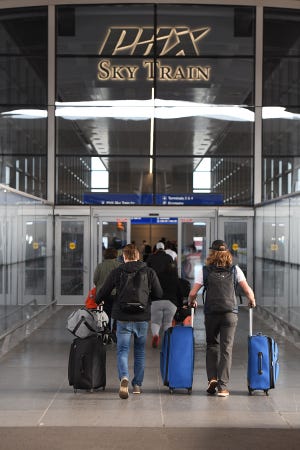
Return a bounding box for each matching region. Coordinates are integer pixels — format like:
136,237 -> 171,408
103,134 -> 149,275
119,377 -> 129,399
206,379 -> 218,395
152,335 -> 160,348
132,385 -> 141,394
217,388 -> 230,397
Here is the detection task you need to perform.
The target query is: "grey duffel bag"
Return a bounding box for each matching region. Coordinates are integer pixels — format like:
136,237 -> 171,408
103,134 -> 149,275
67,307 -> 99,339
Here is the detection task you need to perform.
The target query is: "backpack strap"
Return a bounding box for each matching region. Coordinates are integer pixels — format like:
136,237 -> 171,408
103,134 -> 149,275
231,265 -> 237,291
202,265 -> 208,304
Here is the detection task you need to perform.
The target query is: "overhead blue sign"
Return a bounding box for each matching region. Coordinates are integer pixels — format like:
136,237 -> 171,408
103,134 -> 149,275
83,192 -> 223,206
156,193 -> 223,206
131,217 -> 178,225
83,193 -> 153,205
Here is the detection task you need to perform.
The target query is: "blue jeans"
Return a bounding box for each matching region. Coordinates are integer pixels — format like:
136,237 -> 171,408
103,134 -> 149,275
116,321 -> 149,386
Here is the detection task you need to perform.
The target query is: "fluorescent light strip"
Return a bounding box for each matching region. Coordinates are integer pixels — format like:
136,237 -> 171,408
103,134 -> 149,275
1,104 -> 300,122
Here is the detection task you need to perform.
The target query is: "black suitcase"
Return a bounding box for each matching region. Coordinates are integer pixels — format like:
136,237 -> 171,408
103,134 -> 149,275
68,334 -> 106,392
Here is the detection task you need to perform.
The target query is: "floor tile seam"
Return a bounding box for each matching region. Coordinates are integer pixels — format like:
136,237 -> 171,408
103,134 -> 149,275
277,411 -> 296,429
36,376 -> 68,426
157,367 -> 165,427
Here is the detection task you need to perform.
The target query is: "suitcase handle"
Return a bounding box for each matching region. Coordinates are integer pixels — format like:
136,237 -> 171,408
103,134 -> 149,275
80,355 -> 85,375
191,307 -> 194,328
249,307 -> 253,337
258,352 -> 263,375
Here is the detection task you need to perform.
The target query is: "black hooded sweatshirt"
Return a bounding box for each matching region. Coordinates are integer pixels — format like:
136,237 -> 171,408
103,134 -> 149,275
96,261 -> 163,321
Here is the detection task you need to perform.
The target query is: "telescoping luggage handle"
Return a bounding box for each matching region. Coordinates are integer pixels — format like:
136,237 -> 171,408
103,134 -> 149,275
249,307 -> 253,337
190,306 -> 194,328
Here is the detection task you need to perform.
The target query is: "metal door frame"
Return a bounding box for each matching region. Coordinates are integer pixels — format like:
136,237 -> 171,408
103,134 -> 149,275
54,209 -> 90,305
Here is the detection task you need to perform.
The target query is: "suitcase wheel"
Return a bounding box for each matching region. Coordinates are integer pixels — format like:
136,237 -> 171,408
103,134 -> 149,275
248,387 -> 253,395
73,388 -> 77,393
264,390 -> 269,396
169,387 -> 192,394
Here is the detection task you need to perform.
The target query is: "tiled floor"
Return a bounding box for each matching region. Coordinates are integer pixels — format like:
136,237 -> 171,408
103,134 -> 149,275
0,306 -> 299,448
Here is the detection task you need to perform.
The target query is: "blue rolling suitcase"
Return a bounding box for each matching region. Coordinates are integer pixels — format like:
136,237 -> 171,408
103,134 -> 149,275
247,308 -> 279,395
160,308 -> 194,394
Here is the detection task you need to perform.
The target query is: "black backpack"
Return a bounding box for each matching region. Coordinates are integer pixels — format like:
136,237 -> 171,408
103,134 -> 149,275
202,265 -> 238,314
118,268 -> 150,313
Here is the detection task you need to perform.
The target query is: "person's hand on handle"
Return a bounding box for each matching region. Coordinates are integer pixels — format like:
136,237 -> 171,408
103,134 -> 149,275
248,298 -> 256,308
188,294 -> 198,308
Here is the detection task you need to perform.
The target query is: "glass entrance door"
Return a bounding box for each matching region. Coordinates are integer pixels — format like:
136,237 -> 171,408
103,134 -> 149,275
218,217 -> 254,286
92,210 -> 214,285
180,219 -> 210,283
55,216 -> 90,305
93,217 -> 129,273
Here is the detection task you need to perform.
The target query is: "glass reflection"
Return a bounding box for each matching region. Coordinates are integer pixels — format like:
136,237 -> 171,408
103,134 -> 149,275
60,221 -> 84,295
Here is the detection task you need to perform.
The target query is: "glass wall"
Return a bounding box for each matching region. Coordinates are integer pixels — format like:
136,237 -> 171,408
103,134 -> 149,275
262,8 -> 300,201
0,7 -> 48,199
0,185 -> 54,336
255,195 -> 300,331
56,4 -> 255,206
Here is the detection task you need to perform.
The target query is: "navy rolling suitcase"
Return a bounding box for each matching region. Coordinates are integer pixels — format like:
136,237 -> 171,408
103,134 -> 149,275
247,308 -> 279,395
160,308 -> 194,394
68,334 -> 106,392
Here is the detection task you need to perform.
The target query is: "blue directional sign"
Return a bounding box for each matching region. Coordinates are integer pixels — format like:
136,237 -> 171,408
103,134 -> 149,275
155,193 -> 223,206
83,193 -> 153,205
131,217 -> 178,225
83,192 -> 223,206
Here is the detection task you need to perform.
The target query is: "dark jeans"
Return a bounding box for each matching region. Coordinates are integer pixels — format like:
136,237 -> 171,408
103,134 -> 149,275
205,312 -> 238,389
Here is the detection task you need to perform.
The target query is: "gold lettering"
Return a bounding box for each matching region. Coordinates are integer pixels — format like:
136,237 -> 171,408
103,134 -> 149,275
143,60 -> 155,80
98,58 -> 211,82
159,65 -> 173,80
97,59 -> 140,81
97,59 -> 111,80
173,66 -> 186,80
126,65 -> 139,80
111,65 -> 126,79
191,65 -> 211,81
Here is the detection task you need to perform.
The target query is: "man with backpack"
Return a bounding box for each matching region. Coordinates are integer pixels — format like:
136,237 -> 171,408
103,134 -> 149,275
189,240 -> 256,397
96,244 -> 162,399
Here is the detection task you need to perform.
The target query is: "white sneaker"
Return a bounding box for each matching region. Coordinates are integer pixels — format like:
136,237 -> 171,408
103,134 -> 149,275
217,388 -> 230,397
132,385 -> 141,394
119,377 -> 129,399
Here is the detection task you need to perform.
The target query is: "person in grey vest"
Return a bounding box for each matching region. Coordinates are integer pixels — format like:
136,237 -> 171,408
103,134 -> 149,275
189,240 -> 256,397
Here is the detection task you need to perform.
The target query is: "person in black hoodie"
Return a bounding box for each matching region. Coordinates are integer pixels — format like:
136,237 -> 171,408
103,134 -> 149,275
96,244 -> 162,400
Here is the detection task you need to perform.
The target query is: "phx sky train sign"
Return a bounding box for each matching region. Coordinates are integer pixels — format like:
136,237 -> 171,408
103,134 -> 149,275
97,26 -> 211,82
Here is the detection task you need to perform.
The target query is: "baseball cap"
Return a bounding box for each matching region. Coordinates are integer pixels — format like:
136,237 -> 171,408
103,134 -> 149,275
156,242 -> 165,250
209,240 -> 228,251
